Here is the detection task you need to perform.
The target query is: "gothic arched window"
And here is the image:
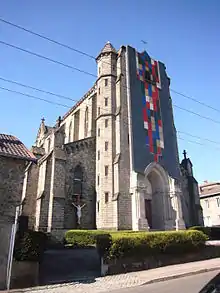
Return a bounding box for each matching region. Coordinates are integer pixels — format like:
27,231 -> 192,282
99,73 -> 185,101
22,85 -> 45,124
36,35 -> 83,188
73,165 -> 83,202
69,121 -> 72,142
84,107 -> 89,137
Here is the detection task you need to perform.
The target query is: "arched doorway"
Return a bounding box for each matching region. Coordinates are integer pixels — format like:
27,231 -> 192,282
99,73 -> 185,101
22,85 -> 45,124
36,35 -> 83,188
144,162 -> 170,231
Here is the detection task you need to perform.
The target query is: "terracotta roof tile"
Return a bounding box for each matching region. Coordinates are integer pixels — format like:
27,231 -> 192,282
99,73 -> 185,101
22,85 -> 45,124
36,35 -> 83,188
0,134 -> 37,162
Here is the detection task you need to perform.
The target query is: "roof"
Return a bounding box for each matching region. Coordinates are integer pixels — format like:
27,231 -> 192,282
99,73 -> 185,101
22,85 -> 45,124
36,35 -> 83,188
62,84 -> 96,120
96,42 -> 117,60
0,134 -> 37,162
100,41 -> 117,54
199,182 -> 220,197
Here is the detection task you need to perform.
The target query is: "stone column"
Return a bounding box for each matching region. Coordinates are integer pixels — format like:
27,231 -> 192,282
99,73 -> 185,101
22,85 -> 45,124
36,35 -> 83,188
175,193 -> 186,230
131,187 -> 150,231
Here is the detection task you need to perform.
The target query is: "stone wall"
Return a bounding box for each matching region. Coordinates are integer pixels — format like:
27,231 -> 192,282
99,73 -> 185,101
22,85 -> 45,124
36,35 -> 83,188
22,163 -> 39,229
0,156 -> 27,289
117,47 -> 132,230
38,156 -> 52,231
10,261 -> 39,289
64,137 -> 96,229
0,222 -> 12,289
105,246 -> 220,275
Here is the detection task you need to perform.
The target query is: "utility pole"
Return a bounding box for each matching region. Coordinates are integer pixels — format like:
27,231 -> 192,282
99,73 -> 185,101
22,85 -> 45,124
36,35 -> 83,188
6,203 -> 22,291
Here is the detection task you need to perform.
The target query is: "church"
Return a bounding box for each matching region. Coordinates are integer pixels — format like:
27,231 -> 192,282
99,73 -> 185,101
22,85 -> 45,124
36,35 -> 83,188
22,42 -> 203,234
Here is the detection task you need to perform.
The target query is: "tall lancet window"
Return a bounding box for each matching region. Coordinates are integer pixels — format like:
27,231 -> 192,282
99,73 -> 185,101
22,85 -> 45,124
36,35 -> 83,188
84,107 -> 89,137
69,121 -> 72,142
73,165 -> 83,204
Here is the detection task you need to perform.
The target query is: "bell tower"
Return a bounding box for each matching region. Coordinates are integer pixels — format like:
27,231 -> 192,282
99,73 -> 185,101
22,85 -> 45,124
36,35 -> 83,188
95,42 -> 118,229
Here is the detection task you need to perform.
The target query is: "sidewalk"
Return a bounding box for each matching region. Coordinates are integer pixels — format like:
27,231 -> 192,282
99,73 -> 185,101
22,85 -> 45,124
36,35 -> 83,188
8,258 -> 220,293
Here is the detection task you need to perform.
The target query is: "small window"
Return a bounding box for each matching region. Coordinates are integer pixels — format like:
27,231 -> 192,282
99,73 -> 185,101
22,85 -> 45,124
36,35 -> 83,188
97,175 -> 100,186
98,150 -> 100,160
217,198 -> 220,207
97,201 -> 100,212
99,67 -> 101,74
105,192 -> 109,203
105,165 -> 108,176
105,141 -> 108,151
105,97 -> 108,107
98,128 -> 100,137
98,107 -> 100,115
205,199 -> 209,208
113,64 -> 116,71
105,79 -> 108,86
105,119 -> 108,128
99,87 -> 101,94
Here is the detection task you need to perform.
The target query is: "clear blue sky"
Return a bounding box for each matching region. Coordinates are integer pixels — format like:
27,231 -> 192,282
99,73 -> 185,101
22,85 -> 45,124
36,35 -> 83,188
0,0 -> 220,184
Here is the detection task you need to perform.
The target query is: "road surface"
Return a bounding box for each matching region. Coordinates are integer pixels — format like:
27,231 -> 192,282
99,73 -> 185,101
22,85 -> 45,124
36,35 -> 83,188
109,271 -> 218,293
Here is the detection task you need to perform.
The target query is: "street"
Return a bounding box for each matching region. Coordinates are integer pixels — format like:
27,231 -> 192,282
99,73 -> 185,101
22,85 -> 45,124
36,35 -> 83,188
109,271 -> 218,293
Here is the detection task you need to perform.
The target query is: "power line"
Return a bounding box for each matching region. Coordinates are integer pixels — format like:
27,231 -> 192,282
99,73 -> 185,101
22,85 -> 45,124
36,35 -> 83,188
178,130 -> 220,146
1,83 -> 220,153
178,136 -> 220,151
0,18 -> 96,61
171,89 -> 220,114
2,39 -> 220,127
173,104 -> 220,125
1,73 -> 220,135
0,86 -> 70,108
1,17 -> 219,118
0,40 -> 96,78
0,77 -> 78,103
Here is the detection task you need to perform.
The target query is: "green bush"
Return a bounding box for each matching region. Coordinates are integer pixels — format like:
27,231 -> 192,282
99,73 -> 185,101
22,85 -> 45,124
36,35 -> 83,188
65,230 -> 109,247
14,230 -> 47,262
96,234 -> 112,257
189,226 -> 220,240
108,230 -> 208,260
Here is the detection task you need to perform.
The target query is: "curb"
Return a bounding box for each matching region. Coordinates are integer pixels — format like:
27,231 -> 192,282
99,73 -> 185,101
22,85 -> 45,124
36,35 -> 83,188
141,266 -> 220,286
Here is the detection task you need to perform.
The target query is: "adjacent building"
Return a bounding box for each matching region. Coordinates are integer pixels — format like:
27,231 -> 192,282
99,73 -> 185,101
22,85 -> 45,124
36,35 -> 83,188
200,181 -> 220,227
22,42 -> 202,236
0,134 -> 36,289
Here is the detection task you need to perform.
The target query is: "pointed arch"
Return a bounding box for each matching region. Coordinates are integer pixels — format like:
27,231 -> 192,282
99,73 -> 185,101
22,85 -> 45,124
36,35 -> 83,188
84,106 -> 89,137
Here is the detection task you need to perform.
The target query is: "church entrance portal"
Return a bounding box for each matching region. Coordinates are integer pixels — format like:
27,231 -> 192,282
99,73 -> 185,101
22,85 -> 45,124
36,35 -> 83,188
142,163 -> 172,231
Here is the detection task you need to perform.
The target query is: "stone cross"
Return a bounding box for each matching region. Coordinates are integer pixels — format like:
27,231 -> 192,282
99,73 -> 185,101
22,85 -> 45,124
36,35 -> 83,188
72,203 -> 86,225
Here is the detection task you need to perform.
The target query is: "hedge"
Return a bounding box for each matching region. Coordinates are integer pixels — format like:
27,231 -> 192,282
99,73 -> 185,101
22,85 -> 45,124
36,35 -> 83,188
65,230 -> 109,247
64,230 -> 207,260
108,230 -> 208,260
14,230 -> 47,262
189,226 -> 220,240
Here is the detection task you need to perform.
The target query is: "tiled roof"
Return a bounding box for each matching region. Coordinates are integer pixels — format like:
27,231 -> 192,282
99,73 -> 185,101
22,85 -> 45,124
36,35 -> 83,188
199,182 -> 220,197
0,134 -> 37,162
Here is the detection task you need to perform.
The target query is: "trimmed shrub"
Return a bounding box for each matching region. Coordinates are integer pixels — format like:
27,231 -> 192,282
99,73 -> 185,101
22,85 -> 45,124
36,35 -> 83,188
65,230 -> 109,247
108,230 -> 208,260
96,234 -> 112,257
189,226 -> 220,240
14,230 -> 47,262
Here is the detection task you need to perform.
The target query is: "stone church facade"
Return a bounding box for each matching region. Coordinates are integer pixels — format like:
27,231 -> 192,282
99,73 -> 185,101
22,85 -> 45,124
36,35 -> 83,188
22,42 -> 202,233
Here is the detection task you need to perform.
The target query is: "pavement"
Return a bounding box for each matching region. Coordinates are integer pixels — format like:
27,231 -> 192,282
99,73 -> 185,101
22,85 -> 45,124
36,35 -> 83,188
8,258 -> 220,293
110,271 -> 218,293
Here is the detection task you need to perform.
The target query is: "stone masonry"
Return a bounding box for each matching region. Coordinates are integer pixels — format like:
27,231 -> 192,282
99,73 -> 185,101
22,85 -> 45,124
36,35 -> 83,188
0,134 -> 36,289
22,42 -> 201,235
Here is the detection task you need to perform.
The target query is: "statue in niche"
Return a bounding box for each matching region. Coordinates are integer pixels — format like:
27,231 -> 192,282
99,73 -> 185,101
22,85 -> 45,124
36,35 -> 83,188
72,202 -> 86,225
